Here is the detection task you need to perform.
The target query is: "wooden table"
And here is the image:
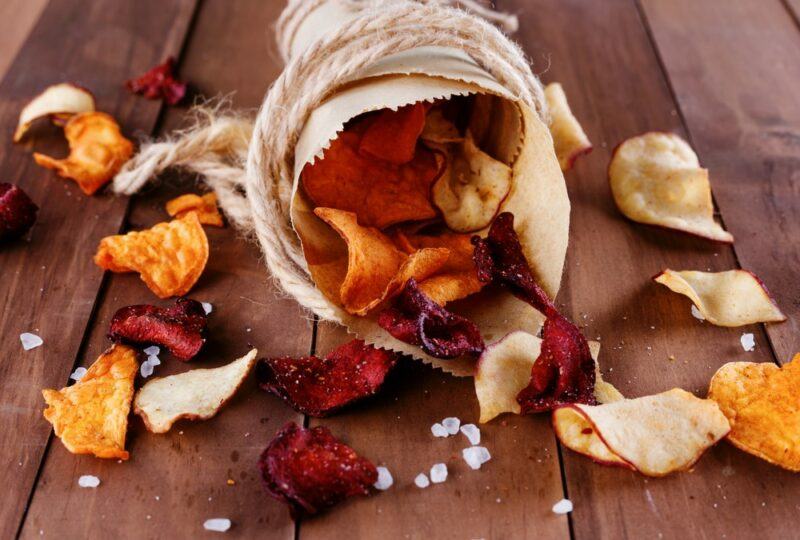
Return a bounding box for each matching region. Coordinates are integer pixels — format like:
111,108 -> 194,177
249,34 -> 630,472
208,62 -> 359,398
2,1 -> 798,538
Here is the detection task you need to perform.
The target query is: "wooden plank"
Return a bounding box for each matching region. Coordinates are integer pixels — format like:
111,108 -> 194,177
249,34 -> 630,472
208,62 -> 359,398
0,0 -> 48,80
0,1 -> 196,537
19,1 -> 308,539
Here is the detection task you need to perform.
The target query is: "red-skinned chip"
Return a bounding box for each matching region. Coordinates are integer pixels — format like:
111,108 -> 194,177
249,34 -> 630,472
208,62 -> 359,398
0,183 -> 38,242
258,422 -> 377,519
257,339 -> 398,417
108,298 -> 207,361
358,102 -> 427,164
125,57 -> 187,105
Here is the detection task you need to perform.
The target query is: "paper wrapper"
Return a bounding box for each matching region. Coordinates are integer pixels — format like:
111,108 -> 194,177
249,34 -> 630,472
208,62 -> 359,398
288,0 -> 570,376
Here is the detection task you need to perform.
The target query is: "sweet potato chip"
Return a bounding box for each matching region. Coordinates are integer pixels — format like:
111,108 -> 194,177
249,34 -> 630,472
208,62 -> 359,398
358,102 -> 427,164
553,388 -> 730,476
654,269 -> 785,327
257,339 -> 397,417
165,193 -> 224,227
14,83 -> 95,142
608,132 -> 733,242
42,344 -> 137,459
544,83 -> 592,171
33,112 -> 134,195
125,57 -> 187,105
0,182 -> 38,242
94,212 -> 209,298
708,355 -> 800,471
134,349 -> 257,433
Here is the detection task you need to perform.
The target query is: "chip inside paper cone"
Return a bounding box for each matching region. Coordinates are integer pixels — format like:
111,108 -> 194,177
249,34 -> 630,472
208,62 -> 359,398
553,388 -> 730,476
166,193 -> 224,227
608,132 -> 733,242
358,102 -> 427,164
15,83 -> 95,142
653,269 -> 785,327
708,355 -> 800,471
42,344 -> 137,459
544,83 -> 592,171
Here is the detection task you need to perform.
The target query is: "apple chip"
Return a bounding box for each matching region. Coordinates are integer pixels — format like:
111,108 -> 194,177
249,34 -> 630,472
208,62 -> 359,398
42,344 -> 138,459
654,269 -> 785,327
544,83 -> 592,171
553,388 -> 730,476
14,83 -> 95,142
94,212 -> 209,298
134,349 -> 257,433
608,132 -> 733,242
165,193 -> 224,227
33,112 -> 134,195
708,355 -> 800,471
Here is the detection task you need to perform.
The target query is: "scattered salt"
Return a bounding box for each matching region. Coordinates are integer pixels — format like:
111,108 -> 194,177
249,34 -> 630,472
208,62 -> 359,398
203,518 -> 231,532
462,446 -> 491,470
552,498 -> 573,514
441,417 -> 460,435
430,423 -> 448,438
373,466 -> 393,490
70,367 -> 87,382
143,345 -> 160,356
201,302 -> 213,315
414,473 -> 430,488
147,355 -> 161,366
140,361 -> 155,378
20,332 -> 43,351
460,424 -> 481,445
430,463 -> 448,483
690,305 -> 705,321
740,333 -> 755,352
78,475 -> 100,488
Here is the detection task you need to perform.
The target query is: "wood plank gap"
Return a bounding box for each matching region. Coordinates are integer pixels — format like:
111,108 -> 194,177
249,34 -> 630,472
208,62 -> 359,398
780,0 -> 800,29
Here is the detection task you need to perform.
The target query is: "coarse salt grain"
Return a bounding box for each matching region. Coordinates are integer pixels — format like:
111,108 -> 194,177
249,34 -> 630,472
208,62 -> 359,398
147,355 -> 161,366
70,367 -> 87,382
414,473 -> 430,488
20,332 -> 43,350
201,302 -> 213,315
373,466 -> 393,490
441,417 -> 460,435
203,518 -> 231,532
431,423 -> 448,438
552,498 -> 573,514
78,475 -> 100,488
430,463 -> 448,483
690,305 -> 705,321
462,446 -> 491,470
140,361 -> 155,378
460,424 -> 480,445
740,333 -> 755,352
143,345 -> 160,356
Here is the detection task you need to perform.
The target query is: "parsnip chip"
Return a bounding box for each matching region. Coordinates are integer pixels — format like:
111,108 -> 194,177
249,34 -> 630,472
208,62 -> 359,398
653,269 -> 785,327
134,349 -> 257,433
544,83 -> 592,171
708,355 -> 800,471
421,108 -> 463,144
42,344 -> 137,459
33,112 -> 133,195
553,389 -> 730,476
15,83 -> 95,142
94,212 -> 209,298
165,193 -> 224,227
608,132 -> 733,242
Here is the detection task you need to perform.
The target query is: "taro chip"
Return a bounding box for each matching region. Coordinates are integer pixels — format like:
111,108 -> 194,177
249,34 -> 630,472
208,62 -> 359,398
14,83 -> 95,142
608,132 -> 733,242
258,422 -> 377,518
94,212 -> 209,298
0,183 -> 38,242
108,298 -> 208,360
166,193 -> 224,227
33,112 -> 134,195
125,57 -> 187,105
134,349 -> 257,433
553,388 -> 730,476
654,269 -> 785,327
708,355 -> 800,471
257,339 -> 397,417
544,83 -> 592,171
358,102 -> 427,164
42,344 -> 138,459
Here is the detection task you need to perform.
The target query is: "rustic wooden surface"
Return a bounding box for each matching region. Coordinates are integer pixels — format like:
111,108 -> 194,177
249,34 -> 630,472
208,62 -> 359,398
1,1 -> 797,538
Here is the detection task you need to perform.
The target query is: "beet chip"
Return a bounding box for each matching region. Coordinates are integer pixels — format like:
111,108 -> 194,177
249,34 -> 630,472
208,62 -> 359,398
108,298 -> 207,360
0,183 -> 38,242
257,339 -> 397,417
258,422 -> 377,519
472,212 -> 596,412
125,57 -> 187,105
378,278 -> 484,359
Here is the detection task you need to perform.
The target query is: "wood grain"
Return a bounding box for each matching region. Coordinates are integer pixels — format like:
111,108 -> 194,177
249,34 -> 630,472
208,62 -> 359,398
0,0 -> 47,80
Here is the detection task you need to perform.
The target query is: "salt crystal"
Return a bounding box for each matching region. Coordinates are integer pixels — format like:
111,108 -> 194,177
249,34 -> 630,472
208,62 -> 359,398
430,423 -> 448,438
147,355 -> 161,366
441,416 -> 460,435
690,305 -> 705,321
462,446 -> 491,470
552,498 -> 573,514
70,367 -> 87,382
201,302 -> 213,315
203,518 -> 231,532
78,475 -> 100,488
143,345 -> 160,356
20,332 -> 43,351
429,463 -> 448,483
460,424 -> 480,445
140,361 -> 155,378
740,333 -> 755,352
414,473 -> 430,488
373,466 -> 393,490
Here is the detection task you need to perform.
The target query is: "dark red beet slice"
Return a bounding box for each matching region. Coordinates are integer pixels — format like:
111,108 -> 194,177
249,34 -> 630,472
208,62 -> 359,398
0,183 -> 38,242
125,57 -> 187,105
258,422 -> 377,519
257,339 -> 398,417
108,298 -> 207,360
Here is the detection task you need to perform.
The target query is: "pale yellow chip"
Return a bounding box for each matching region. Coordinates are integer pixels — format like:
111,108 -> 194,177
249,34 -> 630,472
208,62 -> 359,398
134,349 -> 257,434
42,344 -> 138,460
544,83 -> 592,171
708,355 -> 800,471
421,108 -> 463,143
553,388 -> 730,476
15,83 -> 95,142
94,212 -> 209,298
165,193 -> 224,227
608,132 -> 733,242
654,269 -> 785,327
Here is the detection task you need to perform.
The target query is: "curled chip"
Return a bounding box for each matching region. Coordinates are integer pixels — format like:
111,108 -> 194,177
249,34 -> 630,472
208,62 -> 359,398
14,83 -> 95,142
125,57 -> 187,105
134,349 -> 257,433
608,132 -> 733,243
421,107 -> 463,144
258,422 -> 377,519
94,212 -> 209,298
33,112 -> 134,195
553,388 -> 730,476
42,344 -> 138,459
358,102 -> 427,164
708,355 -> 800,471
378,278 -> 484,359
165,192 -> 224,227
544,83 -> 592,171
108,298 -> 208,360
257,339 -> 397,417
654,269 -> 785,327
0,183 -> 38,242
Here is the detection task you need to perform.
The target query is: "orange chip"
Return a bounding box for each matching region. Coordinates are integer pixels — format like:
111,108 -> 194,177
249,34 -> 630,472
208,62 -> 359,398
94,212 -> 209,298
358,102 -> 427,164
42,344 -> 137,460
33,111 -> 133,195
165,193 -> 224,227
